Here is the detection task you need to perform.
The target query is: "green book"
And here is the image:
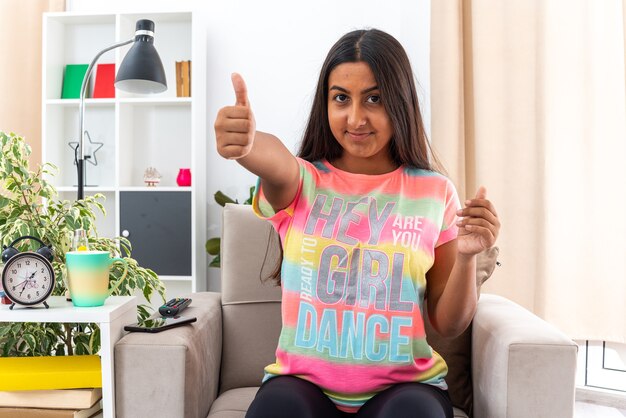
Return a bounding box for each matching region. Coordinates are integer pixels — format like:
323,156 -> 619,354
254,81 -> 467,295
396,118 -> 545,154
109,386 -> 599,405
61,64 -> 89,99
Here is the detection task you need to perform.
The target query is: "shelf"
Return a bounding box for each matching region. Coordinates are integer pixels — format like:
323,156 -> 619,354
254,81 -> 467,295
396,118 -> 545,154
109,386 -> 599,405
118,104 -> 191,187
56,186 -> 116,192
118,98 -> 192,106
118,187 -> 192,192
0,296 -> 136,323
45,98 -> 191,106
43,12 -> 116,25
56,187 -> 193,192
158,276 -> 193,282
47,99 -> 116,106
119,12 -> 191,24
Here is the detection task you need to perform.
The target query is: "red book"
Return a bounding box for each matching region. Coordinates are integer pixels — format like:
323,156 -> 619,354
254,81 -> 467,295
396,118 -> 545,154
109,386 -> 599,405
93,63 -> 115,98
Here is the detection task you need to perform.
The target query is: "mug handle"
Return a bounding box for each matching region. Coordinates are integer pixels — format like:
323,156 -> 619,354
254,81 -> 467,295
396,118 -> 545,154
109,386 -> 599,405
107,257 -> 129,296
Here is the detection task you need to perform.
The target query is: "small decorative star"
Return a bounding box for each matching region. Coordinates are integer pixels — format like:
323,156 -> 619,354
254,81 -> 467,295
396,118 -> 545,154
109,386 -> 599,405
68,131 -> 104,166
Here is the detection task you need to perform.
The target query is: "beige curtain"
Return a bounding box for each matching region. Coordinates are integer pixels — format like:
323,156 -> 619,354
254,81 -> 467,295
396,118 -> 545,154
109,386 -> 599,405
0,0 -> 65,168
431,0 -> 626,343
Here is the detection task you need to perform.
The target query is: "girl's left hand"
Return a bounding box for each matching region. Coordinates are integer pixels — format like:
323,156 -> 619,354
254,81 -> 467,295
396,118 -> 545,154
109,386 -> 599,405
456,186 -> 500,255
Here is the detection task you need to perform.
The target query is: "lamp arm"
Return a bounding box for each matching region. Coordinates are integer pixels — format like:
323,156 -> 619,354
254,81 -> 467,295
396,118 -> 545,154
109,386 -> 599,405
78,38 -> 134,160
76,38 -> 133,200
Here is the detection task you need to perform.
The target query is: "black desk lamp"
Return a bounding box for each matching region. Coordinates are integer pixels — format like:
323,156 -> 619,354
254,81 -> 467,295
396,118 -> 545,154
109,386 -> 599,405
77,19 -> 167,200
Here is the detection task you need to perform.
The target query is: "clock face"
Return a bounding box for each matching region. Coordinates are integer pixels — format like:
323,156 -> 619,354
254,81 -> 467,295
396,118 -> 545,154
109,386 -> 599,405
2,252 -> 55,306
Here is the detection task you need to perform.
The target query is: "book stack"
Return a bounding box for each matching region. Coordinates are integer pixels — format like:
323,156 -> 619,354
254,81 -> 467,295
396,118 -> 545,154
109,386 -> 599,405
0,389 -> 102,417
175,60 -> 192,97
0,356 -> 102,417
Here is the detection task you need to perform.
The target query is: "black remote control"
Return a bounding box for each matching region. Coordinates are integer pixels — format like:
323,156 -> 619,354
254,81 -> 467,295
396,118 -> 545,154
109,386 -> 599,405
159,297 -> 192,317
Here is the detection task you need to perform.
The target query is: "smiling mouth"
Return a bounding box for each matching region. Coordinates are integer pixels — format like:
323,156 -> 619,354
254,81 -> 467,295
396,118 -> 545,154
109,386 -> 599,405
347,132 -> 371,140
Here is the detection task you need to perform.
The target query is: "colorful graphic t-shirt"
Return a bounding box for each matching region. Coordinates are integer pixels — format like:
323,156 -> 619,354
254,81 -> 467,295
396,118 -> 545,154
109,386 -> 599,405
253,158 -> 460,413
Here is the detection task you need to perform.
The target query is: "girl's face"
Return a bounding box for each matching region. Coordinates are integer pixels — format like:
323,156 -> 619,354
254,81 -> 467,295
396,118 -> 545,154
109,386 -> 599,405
327,61 -> 395,174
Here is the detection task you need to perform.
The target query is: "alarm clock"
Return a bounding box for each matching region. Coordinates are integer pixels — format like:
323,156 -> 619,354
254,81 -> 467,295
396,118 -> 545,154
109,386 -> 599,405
1,236 -> 55,310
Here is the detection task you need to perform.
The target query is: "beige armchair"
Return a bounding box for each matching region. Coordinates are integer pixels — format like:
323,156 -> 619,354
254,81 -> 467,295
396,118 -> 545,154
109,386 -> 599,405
115,204 -> 578,418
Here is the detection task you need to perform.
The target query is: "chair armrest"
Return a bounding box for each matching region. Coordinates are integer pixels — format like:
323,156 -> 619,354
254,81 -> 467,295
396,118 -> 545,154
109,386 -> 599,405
115,292 -> 222,418
472,294 -> 578,418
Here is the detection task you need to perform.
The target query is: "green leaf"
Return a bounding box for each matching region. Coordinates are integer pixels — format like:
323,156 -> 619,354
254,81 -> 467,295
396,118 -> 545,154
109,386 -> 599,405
63,214 -> 78,230
89,327 -> 100,354
22,333 -> 36,352
10,323 -> 23,333
0,325 -> 11,339
136,275 -> 145,290
55,343 -> 66,356
142,285 -> 153,302
205,237 -> 221,255
3,336 -> 16,357
209,254 -> 221,268
42,336 -> 51,353
244,186 -> 256,205
214,191 -> 237,207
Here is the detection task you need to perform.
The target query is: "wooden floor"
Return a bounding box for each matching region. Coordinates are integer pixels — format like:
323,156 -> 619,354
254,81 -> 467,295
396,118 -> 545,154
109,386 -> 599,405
576,401 -> 626,417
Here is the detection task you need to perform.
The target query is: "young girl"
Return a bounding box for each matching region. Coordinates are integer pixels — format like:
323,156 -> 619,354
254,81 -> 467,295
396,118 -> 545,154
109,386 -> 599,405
214,29 -> 500,418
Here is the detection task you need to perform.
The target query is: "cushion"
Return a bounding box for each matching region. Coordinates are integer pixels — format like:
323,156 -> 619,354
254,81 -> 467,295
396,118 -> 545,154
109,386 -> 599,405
208,386 -> 467,418
208,387 -> 258,418
424,246 -> 500,418
207,388 -> 470,418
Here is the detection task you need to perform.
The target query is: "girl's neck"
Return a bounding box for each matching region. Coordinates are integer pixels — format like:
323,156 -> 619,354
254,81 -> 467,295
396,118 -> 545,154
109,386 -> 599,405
329,156 -> 399,175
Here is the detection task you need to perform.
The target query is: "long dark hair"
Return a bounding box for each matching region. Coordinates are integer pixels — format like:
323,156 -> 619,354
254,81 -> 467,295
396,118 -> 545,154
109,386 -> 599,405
297,28 -> 441,171
265,29 -> 443,286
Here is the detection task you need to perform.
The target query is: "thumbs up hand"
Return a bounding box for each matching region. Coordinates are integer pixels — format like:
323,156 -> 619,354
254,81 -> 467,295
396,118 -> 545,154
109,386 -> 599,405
455,186 -> 500,255
214,73 -> 256,160
232,72 -> 250,107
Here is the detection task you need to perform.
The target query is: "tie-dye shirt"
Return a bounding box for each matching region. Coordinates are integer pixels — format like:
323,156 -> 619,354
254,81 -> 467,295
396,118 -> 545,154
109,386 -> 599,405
253,158 -> 460,413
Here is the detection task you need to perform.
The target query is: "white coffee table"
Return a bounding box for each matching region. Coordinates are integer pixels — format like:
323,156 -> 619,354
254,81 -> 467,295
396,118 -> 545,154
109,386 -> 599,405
0,296 -> 137,418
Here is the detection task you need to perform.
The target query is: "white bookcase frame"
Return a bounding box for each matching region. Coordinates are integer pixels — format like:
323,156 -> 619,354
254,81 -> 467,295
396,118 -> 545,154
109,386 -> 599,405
41,11 -> 207,295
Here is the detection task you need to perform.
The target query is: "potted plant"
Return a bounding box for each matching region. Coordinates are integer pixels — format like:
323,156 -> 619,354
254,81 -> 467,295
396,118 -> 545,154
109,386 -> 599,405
0,131 -> 166,356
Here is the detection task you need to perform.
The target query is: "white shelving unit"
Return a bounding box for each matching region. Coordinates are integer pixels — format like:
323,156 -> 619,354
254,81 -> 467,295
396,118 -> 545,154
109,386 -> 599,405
42,11 -> 207,296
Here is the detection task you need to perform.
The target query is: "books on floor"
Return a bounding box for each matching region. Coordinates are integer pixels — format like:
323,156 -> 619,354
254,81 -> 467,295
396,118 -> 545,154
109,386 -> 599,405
0,388 -> 102,409
0,400 -> 102,417
0,355 -> 101,391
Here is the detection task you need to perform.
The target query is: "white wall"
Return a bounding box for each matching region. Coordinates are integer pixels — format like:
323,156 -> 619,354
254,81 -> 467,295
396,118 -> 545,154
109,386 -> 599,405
67,0 -> 431,291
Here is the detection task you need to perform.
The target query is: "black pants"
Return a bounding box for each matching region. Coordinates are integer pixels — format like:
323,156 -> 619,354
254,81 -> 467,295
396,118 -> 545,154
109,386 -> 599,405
245,375 -> 454,418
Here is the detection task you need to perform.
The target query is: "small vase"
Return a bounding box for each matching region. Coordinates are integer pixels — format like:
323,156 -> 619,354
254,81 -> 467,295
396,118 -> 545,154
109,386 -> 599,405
176,168 -> 192,187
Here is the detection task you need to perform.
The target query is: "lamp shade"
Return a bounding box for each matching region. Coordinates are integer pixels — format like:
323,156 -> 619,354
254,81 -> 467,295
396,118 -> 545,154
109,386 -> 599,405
115,19 -> 167,94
